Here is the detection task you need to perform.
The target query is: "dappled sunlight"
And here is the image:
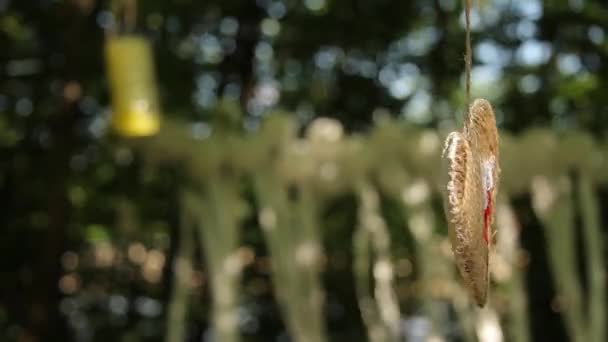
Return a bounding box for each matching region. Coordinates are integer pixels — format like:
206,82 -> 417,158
2,0 -> 608,341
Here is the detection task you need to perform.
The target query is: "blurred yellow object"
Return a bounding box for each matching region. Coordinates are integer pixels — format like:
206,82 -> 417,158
105,36 -> 160,136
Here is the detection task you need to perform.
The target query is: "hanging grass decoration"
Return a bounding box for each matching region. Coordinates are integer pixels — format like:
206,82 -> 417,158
105,36 -> 161,137
441,0 -> 501,307
442,99 -> 500,307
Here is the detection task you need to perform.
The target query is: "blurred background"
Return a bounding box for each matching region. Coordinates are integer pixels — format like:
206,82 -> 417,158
1,0 -> 608,341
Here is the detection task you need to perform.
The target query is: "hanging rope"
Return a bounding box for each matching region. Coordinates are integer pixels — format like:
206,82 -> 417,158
464,0 -> 472,119
108,0 -> 137,35
123,0 -> 137,33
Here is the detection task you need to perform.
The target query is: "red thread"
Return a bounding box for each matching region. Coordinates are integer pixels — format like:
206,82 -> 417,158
483,190 -> 492,245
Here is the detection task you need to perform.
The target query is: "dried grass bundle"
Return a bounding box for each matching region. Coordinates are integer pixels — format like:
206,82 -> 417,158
442,99 -> 500,307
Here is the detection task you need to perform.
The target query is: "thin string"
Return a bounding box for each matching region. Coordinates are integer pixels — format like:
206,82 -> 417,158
123,0 -> 137,33
107,0 -> 137,35
464,0 -> 472,121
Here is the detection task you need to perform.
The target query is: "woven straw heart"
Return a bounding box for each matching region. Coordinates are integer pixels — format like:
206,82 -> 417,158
442,99 -> 500,307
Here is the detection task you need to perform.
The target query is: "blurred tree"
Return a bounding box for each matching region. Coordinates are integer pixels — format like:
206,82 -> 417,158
1,0 -> 607,341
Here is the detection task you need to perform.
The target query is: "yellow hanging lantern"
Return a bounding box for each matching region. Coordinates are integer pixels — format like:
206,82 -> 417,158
105,35 -> 160,137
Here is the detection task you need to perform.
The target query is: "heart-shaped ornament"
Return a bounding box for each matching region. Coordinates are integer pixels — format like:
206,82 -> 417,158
442,99 -> 500,307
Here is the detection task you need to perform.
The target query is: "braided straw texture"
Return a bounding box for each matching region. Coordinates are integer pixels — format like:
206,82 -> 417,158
442,99 -> 500,307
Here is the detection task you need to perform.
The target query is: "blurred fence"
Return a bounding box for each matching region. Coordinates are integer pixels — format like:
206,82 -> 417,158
134,112 -> 607,342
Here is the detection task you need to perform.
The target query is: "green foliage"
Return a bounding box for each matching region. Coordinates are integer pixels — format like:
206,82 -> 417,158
2,0 -> 608,341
